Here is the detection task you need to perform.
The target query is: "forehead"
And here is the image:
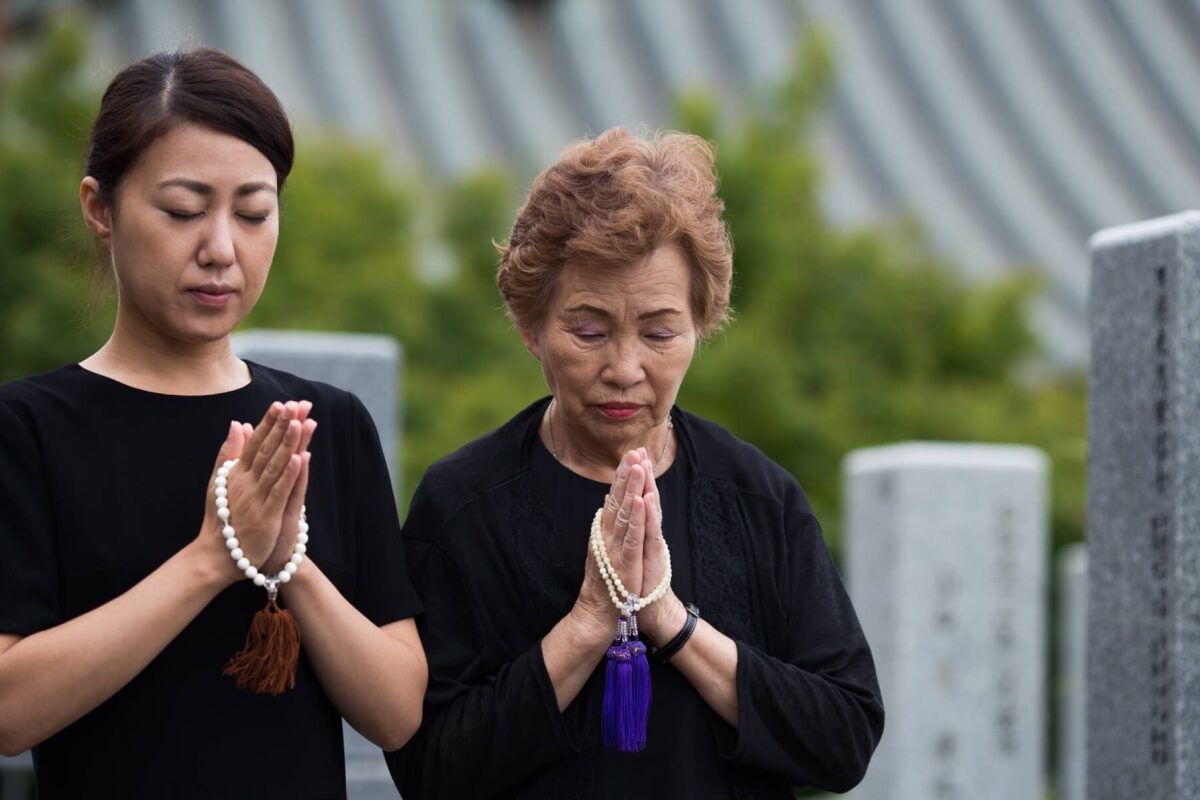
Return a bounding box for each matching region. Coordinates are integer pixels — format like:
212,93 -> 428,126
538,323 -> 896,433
553,245 -> 692,312
125,123 -> 276,189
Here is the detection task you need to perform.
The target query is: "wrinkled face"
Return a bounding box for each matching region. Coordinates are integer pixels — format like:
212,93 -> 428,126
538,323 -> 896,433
524,244 -> 698,458
85,123 -> 280,345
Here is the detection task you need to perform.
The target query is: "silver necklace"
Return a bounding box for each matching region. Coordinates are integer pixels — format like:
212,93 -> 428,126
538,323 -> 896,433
546,398 -> 673,473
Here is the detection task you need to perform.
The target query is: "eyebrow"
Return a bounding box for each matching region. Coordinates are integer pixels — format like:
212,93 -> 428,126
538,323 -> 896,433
157,178 -> 277,197
564,303 -> 683,321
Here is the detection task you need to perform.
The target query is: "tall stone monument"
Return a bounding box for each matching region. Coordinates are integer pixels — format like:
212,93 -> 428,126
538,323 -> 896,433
1057,544 -> 1086,800
845,443 -> 1048,800
1088,212 -> 1200,799
233,329 -> 404,800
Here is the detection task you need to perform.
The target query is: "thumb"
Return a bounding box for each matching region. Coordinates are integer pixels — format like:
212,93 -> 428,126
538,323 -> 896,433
210,420 -> 242,478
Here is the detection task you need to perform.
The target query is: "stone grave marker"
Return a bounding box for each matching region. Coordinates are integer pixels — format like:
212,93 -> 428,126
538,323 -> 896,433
845,443 -> 1047,800
1087,212 -> 1200,799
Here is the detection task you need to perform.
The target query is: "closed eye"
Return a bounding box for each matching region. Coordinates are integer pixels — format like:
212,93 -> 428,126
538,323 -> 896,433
238,214 -> 271,225
166,210 -> 203,222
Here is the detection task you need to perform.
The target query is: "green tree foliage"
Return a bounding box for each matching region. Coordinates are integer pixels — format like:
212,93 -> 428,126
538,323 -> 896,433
0,23 -> 1084,555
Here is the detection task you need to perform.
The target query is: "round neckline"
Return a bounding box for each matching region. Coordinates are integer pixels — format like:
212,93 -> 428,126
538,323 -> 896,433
70,360 -> 258,399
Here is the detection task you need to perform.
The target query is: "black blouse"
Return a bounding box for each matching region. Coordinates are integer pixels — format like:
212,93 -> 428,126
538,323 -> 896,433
387,398 -> 883,799
0,363 -> 421,799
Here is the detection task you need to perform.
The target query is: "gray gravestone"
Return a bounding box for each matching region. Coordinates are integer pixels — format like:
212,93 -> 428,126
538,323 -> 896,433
0,751 -> 32,799
1087,211 -> 1200,799
232,329 -> 403,799
1057,545 -> 1086,800
232,330 -> 402,495
845,443 -> 1047,800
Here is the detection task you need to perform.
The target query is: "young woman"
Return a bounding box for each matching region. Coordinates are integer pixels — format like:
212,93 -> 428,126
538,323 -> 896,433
0,48 -> 426,798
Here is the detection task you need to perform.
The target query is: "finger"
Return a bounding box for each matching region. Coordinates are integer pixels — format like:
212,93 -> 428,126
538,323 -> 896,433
209,421 -> 240,481
260,418 -> 303,491
611,464 -> 645,558
603,452 -> 638,528
619,495 -> 646,595
264,453 -> 303,516
251,405 -> 294,478
644,491 -> 664,541
281,451 -> 310,531
239,402 -> 282,471
642,452 -> 660,497
295,418 -> 317,456
296,400 -> 312,423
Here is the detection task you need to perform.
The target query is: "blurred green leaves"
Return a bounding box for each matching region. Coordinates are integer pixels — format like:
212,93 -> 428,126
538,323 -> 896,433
0,22 -> 1085,555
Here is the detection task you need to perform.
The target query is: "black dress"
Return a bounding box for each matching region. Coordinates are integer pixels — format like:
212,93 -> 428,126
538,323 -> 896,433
388,398 -> 883,799
0,363 -> 421,799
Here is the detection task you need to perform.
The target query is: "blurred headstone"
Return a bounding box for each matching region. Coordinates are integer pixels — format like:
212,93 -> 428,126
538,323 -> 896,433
232,330 -> 402,494
0,751 -> 33,799
232,329 -> 403,799
1087,212 -> 1200,799
845,443 -> 1048,800
1057,545 -> 1086,800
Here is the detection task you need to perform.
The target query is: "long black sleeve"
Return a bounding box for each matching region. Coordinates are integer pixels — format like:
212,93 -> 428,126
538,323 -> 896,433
714,489 -> 884,792
385,480 -> 581,799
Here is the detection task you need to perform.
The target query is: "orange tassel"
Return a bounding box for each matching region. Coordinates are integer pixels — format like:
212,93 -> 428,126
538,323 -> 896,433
223,593 -> 301,695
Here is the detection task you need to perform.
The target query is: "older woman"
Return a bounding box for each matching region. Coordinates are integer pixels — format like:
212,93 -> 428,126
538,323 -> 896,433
387,129 -> 882,798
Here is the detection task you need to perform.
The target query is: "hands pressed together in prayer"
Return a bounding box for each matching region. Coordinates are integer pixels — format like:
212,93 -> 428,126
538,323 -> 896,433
574,448 -> 688,648
198,401 -> 318,581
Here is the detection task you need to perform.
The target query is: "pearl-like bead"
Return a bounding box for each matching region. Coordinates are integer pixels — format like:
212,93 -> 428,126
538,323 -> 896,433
222,526 -> 236,539
225,537 -> 239,550
294,543 -> 306,555
236,557 -> 250,570
215,497 -> 228,509
298,521 -> 309,535
215,476 -> 227,488
217,507 -> 230,521
290,553 -> 304,566
278,570 -> 291,583
215,487 -> 227,499
284,562 -> 298,575
297,532 -> 309,545
244,566 -> 258,579
230,548 -> 243,561
253,573 -> 267,586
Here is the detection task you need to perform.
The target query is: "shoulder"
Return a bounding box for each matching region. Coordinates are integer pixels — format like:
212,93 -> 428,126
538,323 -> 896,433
406,399 -> 547,538
0,365 -> 85,424
677,408 -> 812,515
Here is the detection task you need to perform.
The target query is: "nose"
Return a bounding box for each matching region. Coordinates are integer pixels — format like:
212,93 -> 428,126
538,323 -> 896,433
600,336 -> 646,388
197,214 -> 235,269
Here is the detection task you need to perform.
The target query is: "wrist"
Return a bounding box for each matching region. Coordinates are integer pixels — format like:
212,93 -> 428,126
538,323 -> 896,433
643,594 -> 688,646
567,602 -> 615,651
182,535 -> 238,592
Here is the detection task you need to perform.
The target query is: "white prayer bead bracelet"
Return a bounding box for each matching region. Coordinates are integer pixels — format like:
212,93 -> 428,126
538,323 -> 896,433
216,458 -> 308,590
590,507 -> 671,615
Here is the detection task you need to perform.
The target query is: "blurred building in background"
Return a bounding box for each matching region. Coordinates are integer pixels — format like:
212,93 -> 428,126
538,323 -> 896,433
6,0 -> 1200,366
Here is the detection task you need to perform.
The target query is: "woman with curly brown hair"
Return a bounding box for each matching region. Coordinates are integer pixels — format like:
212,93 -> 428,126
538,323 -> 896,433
387,128 -> 882,799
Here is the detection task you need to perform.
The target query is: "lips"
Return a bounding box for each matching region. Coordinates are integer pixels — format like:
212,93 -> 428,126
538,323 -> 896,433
598,403 -> 642,420
187,287 -> 235,307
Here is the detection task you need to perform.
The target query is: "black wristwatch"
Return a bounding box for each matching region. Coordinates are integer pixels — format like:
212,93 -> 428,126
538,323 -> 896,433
653,602 -> 700,663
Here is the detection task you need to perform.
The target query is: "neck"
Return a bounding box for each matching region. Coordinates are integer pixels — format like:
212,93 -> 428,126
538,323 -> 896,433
81,310 -> 248,395
545,400 -> 675,484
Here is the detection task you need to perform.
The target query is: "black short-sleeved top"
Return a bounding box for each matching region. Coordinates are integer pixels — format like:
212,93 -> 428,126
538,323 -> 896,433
0,362 -> 421,799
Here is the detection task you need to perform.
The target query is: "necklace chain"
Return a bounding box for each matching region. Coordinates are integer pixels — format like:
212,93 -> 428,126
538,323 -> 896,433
546,398 -> 673,472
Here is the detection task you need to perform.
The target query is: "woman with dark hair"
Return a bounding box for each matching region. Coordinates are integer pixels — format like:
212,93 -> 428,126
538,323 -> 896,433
0,49 -> 426,798
387,128 -> 883,798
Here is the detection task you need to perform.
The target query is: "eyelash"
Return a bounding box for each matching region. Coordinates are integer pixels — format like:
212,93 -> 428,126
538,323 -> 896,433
166,211 -> 270,225
573,331 -> 675,342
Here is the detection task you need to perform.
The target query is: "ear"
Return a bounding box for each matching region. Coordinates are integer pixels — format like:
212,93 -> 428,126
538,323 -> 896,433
520,325 -> 542,361
80,177 -> 113,241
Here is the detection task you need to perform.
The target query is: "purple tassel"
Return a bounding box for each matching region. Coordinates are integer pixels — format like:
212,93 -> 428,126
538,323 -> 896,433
601,613 -> 651,752
629,638 -> 651,749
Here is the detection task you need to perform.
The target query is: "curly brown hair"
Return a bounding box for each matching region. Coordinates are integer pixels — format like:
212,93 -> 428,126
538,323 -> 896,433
496,128 -> 733,338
